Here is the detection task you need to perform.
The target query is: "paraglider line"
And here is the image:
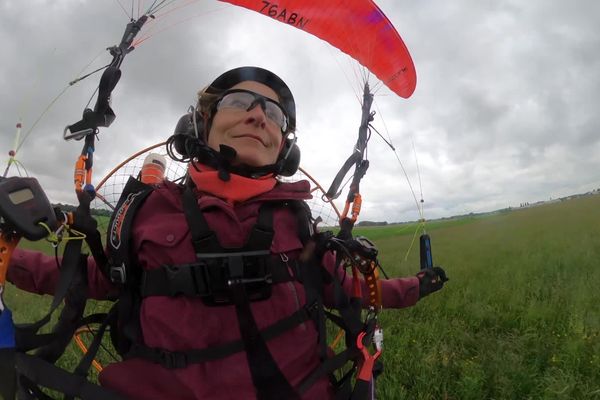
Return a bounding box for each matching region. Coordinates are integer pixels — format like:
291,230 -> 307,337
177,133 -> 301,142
15,48 -> 106,153
392,149 -> 424,221
152,0 -> 198,18
403,221 -> 425,262
114,0 -> 131,18
323,42 -> 360,103
148,0 -> 181,15
85,87 -> 100,110
368,124 -> 395,151
69,63 -> 110,86
15,85 -> 70,153
145,0 -> 175,15
145,0 -> 160,14
372,98 -> 425,224
3,159 -> 29,178
411,138 -> 425,218
133,6 -> 227,48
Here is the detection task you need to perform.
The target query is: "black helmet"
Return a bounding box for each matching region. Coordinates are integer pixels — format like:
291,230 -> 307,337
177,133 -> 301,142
203,66 -> 296,133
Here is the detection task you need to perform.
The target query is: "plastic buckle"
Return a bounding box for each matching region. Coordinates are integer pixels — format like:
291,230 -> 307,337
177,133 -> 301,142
164,265 -> 196,296
190,263 -> 211,296
160,351 -> 188,369
305,299 -> 319,316
110,263 -> 126,284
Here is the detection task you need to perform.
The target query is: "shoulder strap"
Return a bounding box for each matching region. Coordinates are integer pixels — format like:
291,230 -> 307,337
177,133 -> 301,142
104,176 -> 155,356
107,176 -> 154,284
285,199 -> 314,245
182,186 -> 275,254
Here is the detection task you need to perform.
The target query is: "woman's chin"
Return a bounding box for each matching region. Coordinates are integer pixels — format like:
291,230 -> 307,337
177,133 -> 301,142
234,153 -> 276,168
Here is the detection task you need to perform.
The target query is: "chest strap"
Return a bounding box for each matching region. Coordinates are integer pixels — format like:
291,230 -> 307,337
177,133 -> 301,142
182,186 -> 299,398
182,187 -> 274,254
139,255 -> 295,298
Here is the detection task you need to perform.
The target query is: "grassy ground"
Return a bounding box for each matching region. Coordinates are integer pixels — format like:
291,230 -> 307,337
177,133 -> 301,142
4,195 -> 600,399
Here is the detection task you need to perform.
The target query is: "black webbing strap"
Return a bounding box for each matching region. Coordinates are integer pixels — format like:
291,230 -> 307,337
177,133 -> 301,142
182,187 -> 221,253
231,275 -> 299,400
139,256 -> 293,298
72,309 -> 118,380
331,253 -> 364,339
182,187 -> 275,254
126,301 -> 317,369
242,204 -> 276,252
296,347 -> 360,395
292,236 -> 370,397
288,200 -> 314,245
297,256 -> 327,359
0,347 -> 17,400
107,176 -> 154,284
35,253 -> 89,364
325,152 -> 362,200
17,376 -> 53,400
15,353 -> 127,400
140,262 -> 210,298
14,238 -> 83,352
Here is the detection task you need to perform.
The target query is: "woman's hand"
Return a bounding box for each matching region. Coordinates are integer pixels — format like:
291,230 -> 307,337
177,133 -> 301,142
416,267 -> 448,299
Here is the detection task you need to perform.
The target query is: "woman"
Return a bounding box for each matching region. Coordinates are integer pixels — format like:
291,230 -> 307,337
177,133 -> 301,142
8,66 -> 447,399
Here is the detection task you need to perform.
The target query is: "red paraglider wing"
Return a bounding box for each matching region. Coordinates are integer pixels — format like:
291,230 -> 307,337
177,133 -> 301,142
220,0 -> 416,99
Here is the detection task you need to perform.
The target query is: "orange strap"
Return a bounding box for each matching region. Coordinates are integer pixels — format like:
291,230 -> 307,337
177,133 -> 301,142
0,234 -> 20,285
364,264 -> 382,311
341,193 -> 363,224
74,154 -> 87,193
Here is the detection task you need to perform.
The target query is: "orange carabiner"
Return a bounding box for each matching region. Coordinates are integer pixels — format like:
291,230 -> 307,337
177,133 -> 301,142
74,154 -> 88,193
340,193 -> 363,224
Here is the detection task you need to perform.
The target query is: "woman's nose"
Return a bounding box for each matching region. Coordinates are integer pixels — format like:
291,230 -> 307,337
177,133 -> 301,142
244,103 -> 267,128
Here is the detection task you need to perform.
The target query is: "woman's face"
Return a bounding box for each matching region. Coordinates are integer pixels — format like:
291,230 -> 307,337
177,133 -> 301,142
207,81 -> 285,167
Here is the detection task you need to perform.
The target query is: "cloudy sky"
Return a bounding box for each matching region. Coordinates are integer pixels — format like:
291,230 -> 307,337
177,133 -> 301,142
1,1 -> 599,223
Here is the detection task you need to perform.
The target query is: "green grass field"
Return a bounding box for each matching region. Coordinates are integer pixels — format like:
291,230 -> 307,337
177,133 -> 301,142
4,195 -> 600,399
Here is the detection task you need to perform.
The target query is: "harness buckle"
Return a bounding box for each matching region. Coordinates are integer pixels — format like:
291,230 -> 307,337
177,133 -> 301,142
164,265 -> 199,296
110,263 -> 127,284
160,351 -> 188,369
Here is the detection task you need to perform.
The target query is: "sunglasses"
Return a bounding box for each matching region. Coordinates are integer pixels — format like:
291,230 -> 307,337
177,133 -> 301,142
216,89 -> 289,132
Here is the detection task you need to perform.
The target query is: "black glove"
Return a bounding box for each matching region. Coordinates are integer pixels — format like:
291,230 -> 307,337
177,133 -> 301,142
417,266 -> 448,299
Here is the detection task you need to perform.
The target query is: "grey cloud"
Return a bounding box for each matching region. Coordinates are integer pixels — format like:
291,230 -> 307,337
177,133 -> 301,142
1,0 -> 599,223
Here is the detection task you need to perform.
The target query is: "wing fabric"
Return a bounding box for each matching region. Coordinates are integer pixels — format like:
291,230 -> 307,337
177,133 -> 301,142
220,0 -> 416,98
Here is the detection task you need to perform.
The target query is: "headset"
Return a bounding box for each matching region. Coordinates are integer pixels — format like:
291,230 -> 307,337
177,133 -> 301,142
168,108 -> 300,177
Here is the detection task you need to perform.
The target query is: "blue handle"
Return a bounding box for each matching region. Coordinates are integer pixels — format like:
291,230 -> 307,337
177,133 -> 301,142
419,234 -> 433,269
0,308 -> 16,349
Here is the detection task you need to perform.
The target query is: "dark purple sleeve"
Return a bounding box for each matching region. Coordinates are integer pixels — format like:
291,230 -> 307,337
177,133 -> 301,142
7,248 -> 117,300
321,251 -> 420,309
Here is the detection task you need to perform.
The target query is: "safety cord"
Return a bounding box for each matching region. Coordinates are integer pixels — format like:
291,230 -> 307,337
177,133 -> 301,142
38,221 -> 86,247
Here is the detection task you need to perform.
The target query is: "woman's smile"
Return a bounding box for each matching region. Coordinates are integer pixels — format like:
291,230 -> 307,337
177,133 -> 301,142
208,81 -> 284,167
232,133 -> 267,146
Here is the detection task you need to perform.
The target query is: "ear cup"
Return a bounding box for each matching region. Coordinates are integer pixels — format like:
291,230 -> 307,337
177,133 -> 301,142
172,111 -> 204,157
277,139 -> 300,177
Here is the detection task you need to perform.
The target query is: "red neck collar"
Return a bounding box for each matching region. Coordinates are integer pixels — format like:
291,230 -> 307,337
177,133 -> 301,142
188,164 -> 277,204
